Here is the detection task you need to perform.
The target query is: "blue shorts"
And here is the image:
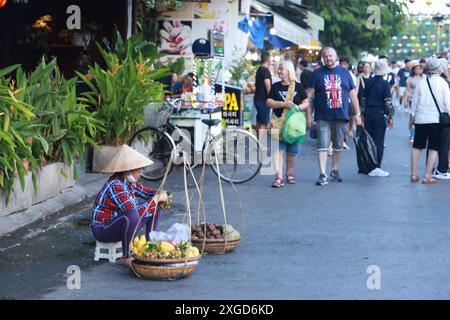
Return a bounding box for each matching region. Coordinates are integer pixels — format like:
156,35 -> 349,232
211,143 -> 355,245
254,100 -> 271,125
271,137 -> 301,155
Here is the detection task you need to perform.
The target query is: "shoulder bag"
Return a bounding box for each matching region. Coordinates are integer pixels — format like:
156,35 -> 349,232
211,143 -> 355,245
426,76 -> 450,127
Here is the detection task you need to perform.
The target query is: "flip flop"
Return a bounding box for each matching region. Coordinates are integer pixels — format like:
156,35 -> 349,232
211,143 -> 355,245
422,176 -> 438,184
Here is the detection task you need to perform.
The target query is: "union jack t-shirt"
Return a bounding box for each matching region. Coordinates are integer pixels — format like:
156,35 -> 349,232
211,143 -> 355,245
309,65 -> 355,121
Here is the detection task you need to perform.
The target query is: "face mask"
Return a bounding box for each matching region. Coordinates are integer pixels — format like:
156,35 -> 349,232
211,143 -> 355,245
126,174 -> 137,183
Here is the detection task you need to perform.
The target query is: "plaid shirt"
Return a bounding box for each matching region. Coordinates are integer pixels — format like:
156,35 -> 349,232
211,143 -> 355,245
91,175 -> 158,227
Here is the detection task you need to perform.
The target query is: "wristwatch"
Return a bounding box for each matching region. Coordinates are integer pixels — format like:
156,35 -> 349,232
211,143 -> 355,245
355,112 -> 361,117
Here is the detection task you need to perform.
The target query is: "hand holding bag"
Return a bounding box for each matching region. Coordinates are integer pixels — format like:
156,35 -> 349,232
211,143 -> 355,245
268,82 -> 295,140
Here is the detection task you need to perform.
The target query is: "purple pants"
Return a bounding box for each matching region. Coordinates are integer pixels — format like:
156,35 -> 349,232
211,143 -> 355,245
92,209 -> 160,257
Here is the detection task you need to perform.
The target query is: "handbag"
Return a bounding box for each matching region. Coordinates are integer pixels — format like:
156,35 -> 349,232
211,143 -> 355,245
426,76 -> 450,127
268,82 -> 295,140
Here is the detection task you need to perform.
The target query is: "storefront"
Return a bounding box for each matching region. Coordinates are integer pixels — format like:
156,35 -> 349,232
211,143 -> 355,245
0,0 -> 132,76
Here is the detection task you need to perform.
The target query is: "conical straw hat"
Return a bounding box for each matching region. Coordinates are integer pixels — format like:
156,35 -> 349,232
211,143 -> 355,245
101,145 -> 153,173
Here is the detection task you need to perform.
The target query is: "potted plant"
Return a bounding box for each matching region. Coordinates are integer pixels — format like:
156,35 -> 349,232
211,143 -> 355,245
0,58 -> 102,211
77,35 -> 169,172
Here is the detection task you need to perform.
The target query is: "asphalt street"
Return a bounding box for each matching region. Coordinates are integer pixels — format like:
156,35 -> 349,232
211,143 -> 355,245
1,111 -> 450,300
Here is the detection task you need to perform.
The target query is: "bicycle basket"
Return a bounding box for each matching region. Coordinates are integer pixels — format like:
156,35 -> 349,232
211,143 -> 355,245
144,102 -> 171,128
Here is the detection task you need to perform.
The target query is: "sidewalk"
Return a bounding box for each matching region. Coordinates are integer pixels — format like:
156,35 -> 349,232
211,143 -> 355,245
0,170 -> 108,239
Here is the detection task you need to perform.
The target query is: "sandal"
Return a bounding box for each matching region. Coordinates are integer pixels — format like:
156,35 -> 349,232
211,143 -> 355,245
422,176 -> 438,184
410,175 -> 420,183
286,173 -> 296,184
272,177 -> 285,188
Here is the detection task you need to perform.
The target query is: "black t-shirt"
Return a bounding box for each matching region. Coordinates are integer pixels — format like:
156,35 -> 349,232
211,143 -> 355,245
268,81 -> 308,117
398,68 -> 410,87
254,66 -> 272,101
300,69 -> 313,89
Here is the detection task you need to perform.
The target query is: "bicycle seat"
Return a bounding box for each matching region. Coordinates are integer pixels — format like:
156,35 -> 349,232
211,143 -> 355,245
201,119 -> 221,127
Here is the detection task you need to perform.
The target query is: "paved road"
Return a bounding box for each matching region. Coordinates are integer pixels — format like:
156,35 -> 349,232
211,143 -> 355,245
1,111 -> 450,299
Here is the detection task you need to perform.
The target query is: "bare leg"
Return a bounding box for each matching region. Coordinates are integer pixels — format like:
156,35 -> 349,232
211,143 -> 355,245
317,151 -> 328,176
425,150 -> 439,178
332,151 -> 341,172
286,154 -> 297,175
272,151 -> 284,178
411,148 -> 421,177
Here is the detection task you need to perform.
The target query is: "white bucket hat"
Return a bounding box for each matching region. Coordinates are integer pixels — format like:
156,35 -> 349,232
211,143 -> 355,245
425,56 -> 442,75
101,144 -> 153,173
373,59 -> 390,76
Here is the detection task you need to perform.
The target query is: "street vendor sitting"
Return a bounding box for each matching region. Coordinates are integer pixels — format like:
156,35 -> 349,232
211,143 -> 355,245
91,145 -> 169,267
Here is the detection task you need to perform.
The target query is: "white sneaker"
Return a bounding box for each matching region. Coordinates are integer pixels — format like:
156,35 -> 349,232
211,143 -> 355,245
432,171 -> 450,180
368,168 -> 390,177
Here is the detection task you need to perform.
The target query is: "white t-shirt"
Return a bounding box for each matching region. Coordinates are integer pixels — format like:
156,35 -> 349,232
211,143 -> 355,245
411,75 -> 450,124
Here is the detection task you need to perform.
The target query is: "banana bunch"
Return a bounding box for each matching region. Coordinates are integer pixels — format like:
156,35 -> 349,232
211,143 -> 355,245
129,235 -> 147,256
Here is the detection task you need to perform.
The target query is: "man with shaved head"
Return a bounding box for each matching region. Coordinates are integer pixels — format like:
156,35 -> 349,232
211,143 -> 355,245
307,47 -> 362,186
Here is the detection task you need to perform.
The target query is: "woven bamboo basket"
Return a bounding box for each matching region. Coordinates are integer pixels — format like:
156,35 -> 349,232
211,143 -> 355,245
191,238 -> 240,254
130,259 -> 199,280
133,254 -> 201,265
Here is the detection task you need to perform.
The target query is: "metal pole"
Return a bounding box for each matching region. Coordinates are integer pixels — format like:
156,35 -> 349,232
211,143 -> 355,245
438,23 -> 441,54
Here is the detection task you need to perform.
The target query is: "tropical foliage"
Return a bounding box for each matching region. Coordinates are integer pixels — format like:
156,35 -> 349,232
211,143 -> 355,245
77,40 -> 169,146
0,59 -> 102,204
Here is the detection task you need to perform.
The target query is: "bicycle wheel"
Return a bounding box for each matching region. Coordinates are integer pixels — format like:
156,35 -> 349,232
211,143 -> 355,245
128,127 -> 175,181
208,128 -> 262,184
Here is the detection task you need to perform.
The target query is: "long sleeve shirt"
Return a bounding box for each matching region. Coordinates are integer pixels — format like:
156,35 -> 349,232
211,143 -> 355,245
411,75 -> 450,124
91,175 -> 158,227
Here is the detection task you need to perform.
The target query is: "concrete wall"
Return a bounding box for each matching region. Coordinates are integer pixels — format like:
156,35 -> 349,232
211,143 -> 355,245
0,162 -> 75,217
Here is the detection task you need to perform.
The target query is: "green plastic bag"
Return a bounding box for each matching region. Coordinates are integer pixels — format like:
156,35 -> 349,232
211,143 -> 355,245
282,106 -> 307,144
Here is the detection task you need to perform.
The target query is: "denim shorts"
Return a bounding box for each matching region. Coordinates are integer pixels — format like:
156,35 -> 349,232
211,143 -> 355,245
271,137 -> 300,155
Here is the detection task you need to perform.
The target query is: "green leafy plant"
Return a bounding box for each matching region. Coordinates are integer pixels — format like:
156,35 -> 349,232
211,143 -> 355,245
0,58 -> 103,204
77,41 -> 169,146
0,65 -> 39,204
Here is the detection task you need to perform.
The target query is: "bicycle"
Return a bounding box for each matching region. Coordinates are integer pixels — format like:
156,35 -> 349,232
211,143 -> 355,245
129,99 -> 262,183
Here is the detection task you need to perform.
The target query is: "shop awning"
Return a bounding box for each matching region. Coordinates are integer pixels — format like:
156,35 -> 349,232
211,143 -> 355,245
251,0 -> 323,47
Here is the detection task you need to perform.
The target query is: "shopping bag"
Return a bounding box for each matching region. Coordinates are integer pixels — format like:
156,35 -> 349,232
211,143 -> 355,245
353,125 -> 379,174
282,106 -> 307,144
309,123 -> 318,139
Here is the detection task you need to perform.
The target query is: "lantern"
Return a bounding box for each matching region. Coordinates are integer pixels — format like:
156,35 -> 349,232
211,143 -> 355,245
447,1 -> 450,8
426,0 -> 432,6
0,0 -> 7,8
439,23 -> 445,28
409,0 -> 415,3
402,35 -> 409,40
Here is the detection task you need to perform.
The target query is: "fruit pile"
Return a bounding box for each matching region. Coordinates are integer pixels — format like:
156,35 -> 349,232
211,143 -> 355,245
159,191 -> 173,210
191,223 -> 240,241
130,235 -> 200,259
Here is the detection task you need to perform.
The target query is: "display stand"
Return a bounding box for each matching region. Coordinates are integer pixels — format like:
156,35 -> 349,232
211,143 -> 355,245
169,31 -> 226,164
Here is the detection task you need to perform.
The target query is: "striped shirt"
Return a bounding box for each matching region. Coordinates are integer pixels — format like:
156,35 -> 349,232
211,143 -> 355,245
91,175 -> 158,227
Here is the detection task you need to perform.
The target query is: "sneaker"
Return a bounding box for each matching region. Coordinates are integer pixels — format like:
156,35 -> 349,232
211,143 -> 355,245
447,168 -> 450,174
316,174 -> 329,186
432,171 -> 450,180
330,170 -> 343,182
368,168 -> 390,177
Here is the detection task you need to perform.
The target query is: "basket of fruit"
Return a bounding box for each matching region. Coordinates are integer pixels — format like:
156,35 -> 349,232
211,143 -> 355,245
129,235 -> 201,280
191,223 -> 241,254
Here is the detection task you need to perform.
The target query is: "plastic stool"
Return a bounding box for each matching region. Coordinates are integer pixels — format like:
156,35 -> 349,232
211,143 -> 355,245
94,241 -> 122,262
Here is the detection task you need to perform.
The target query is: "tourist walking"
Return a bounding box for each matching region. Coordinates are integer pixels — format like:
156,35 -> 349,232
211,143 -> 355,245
307,47 -> 362,186
410,57 -> 450,184
363,59 -> 395,177
254,51 -> 273,139
266,61 -> 309,188
404,60 -> 423,143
